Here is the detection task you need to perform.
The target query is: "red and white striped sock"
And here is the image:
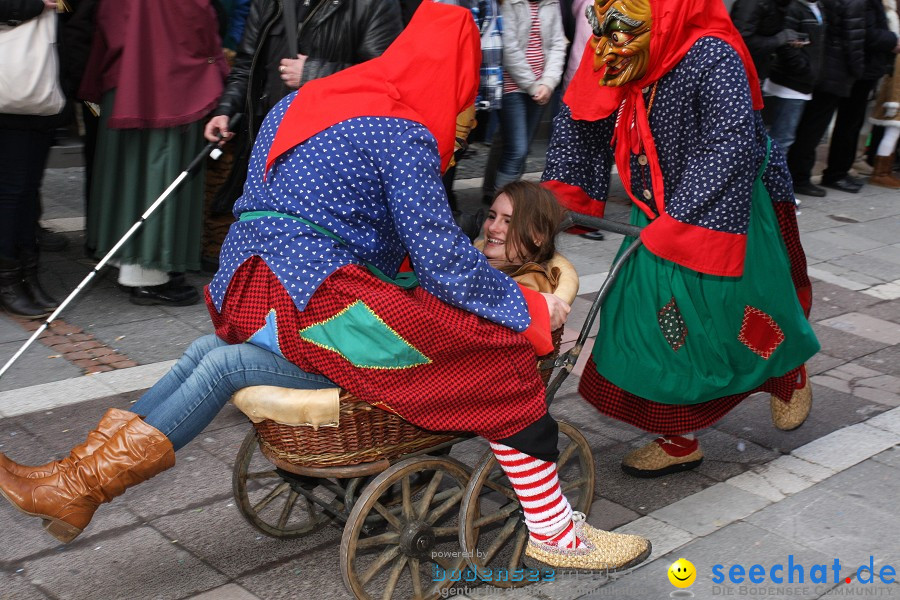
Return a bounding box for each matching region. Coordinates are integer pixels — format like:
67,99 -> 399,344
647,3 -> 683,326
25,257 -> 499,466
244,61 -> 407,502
490,442 -> 584,549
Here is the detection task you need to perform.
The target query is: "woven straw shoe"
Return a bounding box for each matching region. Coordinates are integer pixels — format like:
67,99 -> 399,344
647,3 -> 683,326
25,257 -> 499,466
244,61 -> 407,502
621,436 -> 703,478
771,365 -> 812,431
524,513 -> 652,573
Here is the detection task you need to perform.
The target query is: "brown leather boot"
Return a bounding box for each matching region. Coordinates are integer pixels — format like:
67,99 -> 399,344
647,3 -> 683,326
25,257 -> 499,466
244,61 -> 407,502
0,413 -> 174,543
0,408 -> 133,479
869,156 -> 900,188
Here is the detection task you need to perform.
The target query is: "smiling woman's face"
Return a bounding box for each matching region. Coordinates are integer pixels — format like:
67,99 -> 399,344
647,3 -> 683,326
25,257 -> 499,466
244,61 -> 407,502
482,193 -> 528,264
591,0 -> 652,87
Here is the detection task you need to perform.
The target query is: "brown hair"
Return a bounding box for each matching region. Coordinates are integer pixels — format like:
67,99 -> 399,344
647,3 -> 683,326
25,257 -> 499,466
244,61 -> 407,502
493,181 -> 566,267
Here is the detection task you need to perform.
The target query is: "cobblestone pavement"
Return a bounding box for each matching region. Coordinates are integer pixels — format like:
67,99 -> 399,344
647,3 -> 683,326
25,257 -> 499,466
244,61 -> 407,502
0,152 -> 897,600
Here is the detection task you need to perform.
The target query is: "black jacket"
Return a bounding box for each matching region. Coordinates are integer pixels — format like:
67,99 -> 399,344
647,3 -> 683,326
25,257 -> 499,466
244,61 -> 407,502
213,0 -> 403,136
768,1 -> 827,94
814,0 -> 866,96
862,0 -> 897,81
730,0 -> 792,81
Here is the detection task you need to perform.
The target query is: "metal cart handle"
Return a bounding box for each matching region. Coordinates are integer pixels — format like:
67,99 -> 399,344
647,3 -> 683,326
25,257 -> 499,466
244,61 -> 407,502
543,215 -> 644,403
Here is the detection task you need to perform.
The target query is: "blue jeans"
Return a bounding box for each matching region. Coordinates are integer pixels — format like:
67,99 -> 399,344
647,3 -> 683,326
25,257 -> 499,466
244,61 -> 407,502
132,335 -> 334,451
495,92 -> 547,189
764,96 -> 808,156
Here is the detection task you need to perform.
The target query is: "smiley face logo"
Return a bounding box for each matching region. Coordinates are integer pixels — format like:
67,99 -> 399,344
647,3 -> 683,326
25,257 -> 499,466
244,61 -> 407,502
668,558 -> 696,588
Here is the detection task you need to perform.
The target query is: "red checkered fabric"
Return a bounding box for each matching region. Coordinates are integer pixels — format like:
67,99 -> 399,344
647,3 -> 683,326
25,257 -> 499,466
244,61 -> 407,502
578,357 -> 800,434
773,201 -> 812,317
207,256 -> 547,441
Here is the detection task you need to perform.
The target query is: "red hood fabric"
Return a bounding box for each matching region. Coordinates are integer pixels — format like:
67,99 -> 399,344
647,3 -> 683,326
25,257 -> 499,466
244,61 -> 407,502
563,0 -> 762,215
266,2 -> 480,174
79,0 -> 227,129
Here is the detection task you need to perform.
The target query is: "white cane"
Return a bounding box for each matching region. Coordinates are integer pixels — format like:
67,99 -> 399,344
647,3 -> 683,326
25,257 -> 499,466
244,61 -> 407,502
0,113 -> 243,380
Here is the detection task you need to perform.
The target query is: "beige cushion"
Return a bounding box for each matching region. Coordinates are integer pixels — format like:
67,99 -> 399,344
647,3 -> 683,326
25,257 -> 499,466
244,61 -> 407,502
232,386 -> 340,429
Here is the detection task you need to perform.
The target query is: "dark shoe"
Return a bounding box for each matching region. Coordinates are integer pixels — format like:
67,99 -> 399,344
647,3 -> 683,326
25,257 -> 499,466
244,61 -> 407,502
20,253 -> 59,311
579,231 -> 606,241
821,176 -> 862,193
844,174 -> 865,187
792,182 -> 827,197
36,226 -> 69,252
129,281 -> 200,306
0,262 -> 50,319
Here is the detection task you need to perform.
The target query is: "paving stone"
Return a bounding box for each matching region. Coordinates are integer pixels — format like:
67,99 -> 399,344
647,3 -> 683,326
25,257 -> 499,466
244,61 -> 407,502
856,345 -> 900,378
829,253 -> 900,283
561,297 -> 595,344
806,353 -> 845,376
649,482 -> 770,537
586,497 -> 641,532
819,313 -> 900,345
812,374 -> 852,394
767,455 -> 837,484
0,339 -> 83,394
20,526 -> 228,600
612,516 -> 693,562
92,360 -> 175,394
594,521 -> 840,600
591,441 -> 718,515
870,445 -> 900,467
187,584 -> 261,600
693,428 -> 780,482
825,363 -> 884,380
864,300 -> 900,325
863,280 -> 900,301
0,369 -> 116,417
726,462 -> 815,502
0,572 -> 50,600
847,215 -> 900,245
0,316 -> 29,344
89,317 -> 206,365
121,445 -> 234,521
747,461 -> 900,565
236,541 -> 361,600
791,423 -> 899,472
151,498 -> 341,579
809,323 -> 889,362
713,386 -> 887,455
810,282 -> 885,314
865,408 -> 900,435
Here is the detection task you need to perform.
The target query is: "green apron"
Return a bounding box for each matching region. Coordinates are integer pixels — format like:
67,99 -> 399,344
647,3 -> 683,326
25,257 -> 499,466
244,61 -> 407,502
592,142 -> 820,405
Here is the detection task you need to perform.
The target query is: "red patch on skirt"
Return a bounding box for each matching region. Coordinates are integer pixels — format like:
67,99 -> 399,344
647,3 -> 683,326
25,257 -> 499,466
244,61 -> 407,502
738,306 -> 785,359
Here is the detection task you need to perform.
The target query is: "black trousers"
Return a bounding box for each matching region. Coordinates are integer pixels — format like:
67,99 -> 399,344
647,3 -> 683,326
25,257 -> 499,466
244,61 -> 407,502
787,91 -> 841,186
822,78 -> 879,182
787,78 -> 879,185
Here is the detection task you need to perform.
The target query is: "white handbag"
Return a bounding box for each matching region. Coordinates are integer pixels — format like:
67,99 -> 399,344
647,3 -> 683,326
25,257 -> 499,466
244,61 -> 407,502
0,9 -> 66,116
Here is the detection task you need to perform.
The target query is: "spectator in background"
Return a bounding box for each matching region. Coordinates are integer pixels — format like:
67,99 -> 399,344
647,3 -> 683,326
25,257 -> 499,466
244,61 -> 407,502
0,0 -> 65,318
731,0 -> 808,87
493,0 -> 567,191
789,0 -> 898,195
561,0 -> 594,91
866,0 -> 900,187
762,0 -> 826,155
201,0 -> 403,270
787,0 -> 867,196
217,0 -> 251,51
79,0 -> 227,306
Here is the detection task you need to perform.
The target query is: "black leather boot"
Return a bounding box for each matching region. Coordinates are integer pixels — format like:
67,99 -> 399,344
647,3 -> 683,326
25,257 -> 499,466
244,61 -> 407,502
0,259 -> 50,319
20,251 -> 59,311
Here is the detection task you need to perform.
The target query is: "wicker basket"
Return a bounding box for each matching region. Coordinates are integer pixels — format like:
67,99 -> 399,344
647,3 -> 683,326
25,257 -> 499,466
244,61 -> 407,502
253,328 -> 564,469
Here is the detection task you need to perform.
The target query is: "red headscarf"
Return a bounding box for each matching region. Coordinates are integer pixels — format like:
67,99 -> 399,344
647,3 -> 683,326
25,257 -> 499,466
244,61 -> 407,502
266,2 -> 481,174
564,0 -> 762,215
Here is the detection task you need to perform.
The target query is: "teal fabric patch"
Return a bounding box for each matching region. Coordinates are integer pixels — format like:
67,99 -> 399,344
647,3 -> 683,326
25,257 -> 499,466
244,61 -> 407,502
299,301 -> 430,369
246,309 -> 284,357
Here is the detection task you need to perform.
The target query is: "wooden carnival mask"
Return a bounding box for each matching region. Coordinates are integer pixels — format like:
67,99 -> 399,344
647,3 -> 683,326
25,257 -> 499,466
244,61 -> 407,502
589,0 -> 652,87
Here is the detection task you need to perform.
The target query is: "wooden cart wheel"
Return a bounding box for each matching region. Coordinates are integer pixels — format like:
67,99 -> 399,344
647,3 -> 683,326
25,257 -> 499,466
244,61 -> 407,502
341,456 -> 470,600
458,421 -> 595,588
232,429 -> 338,538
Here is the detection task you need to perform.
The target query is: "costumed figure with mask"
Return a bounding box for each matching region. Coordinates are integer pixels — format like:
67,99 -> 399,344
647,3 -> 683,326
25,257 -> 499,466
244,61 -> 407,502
0,3 -> 651,573
542,0 -> 820,477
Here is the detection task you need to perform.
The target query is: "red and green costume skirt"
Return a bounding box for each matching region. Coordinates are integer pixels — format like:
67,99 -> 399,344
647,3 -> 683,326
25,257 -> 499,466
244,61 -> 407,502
207,256 -> 547,441
580,169 -> 820,435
